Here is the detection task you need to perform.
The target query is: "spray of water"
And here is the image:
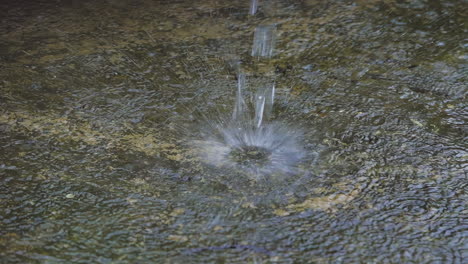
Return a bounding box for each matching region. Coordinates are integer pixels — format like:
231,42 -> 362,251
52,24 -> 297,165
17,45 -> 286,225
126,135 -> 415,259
191,74 -> 305,180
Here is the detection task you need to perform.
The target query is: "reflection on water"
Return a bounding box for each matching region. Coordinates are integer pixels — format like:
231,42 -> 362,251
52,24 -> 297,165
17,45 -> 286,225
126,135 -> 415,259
0,0 -> 466,263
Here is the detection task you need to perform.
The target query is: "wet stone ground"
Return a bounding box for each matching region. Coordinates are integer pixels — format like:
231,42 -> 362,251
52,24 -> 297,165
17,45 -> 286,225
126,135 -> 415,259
0,0 -> 467,263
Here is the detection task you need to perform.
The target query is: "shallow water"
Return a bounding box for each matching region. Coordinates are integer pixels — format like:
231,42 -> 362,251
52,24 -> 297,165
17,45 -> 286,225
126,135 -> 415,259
0,0 -> 466,263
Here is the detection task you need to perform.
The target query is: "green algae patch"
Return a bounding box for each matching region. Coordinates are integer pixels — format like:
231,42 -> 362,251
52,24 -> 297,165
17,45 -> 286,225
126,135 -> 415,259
118,132 -> 190,164
120,133 -> 161,156
286,189 -> 360,213
167,235 -> 189,243
273,180 -> 362,216
0,111 -> 107,146
0,110 -> 194,172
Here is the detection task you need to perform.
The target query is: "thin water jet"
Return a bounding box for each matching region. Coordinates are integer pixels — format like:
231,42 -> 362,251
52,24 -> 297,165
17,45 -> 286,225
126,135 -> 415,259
252,25 -> 276,58
249,0 -> 259,15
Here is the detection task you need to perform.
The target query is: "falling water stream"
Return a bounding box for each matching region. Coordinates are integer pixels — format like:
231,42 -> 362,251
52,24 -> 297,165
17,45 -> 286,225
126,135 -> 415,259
0,0 -> 466,263
191,6 -> 307,181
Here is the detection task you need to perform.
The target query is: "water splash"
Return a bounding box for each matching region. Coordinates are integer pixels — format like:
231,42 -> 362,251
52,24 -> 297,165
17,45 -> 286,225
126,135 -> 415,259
192,75 -> 305,180
192,124 -> 304,179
